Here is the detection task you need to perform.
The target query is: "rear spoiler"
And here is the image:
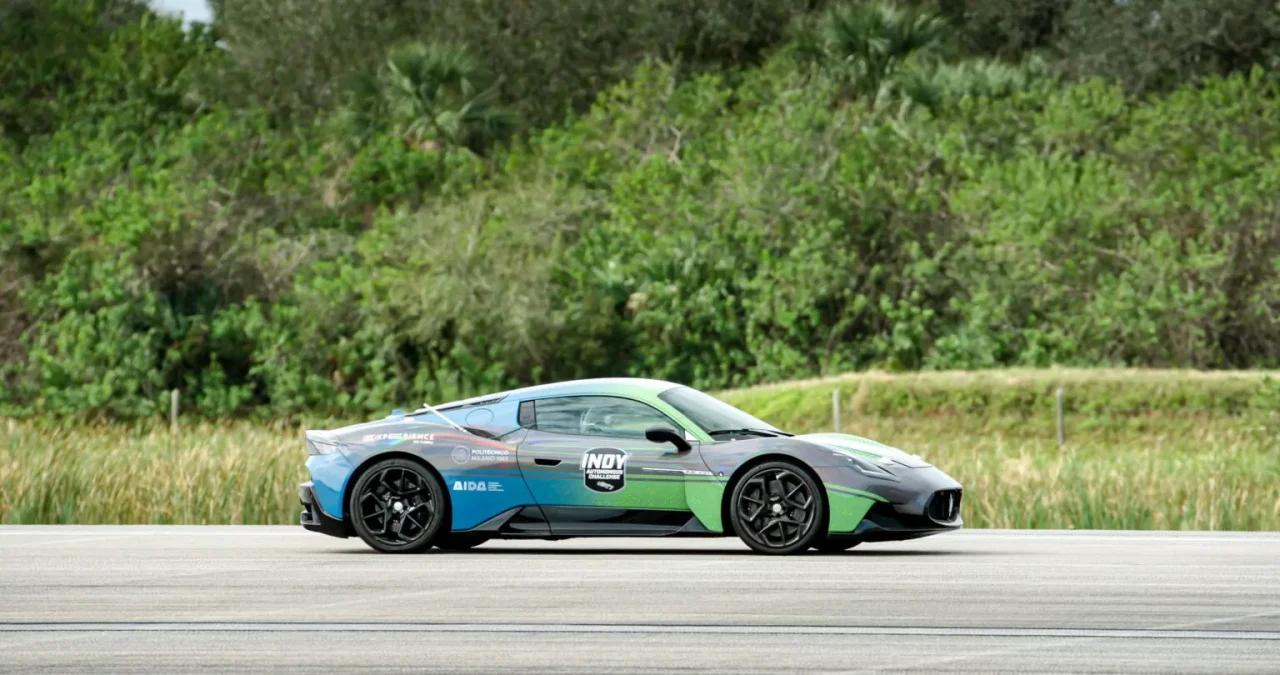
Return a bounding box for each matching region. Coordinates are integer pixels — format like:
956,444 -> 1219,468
413,400 -> 473,435
304,402 -> 474,456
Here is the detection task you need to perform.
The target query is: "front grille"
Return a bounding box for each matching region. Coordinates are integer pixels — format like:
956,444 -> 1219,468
926,489 -> 962,523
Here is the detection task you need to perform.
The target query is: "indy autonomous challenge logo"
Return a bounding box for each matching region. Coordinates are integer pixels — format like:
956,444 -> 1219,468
581,447 -> 628,493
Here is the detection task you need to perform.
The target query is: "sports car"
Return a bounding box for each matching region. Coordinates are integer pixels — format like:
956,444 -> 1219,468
299,378 -> 962,554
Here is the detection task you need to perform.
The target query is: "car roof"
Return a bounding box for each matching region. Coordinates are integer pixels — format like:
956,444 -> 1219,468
435,377 -> 682,410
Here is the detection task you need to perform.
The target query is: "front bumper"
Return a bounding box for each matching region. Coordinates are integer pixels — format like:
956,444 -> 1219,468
846,489 -> 963,542
299,482 -> 352,538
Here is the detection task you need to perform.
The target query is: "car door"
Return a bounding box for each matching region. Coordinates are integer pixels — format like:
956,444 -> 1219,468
514,395 -> 708,535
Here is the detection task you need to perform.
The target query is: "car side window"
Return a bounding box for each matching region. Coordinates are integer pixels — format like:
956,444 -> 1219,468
532,396 -> 679,439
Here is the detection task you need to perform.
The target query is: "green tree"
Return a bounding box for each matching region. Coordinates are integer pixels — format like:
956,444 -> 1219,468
382,44 -> 516,162
932,0 -> 1070,59
817,1 -> 948,103
211,0 -> 826,128
340,43 -> 516,177
1058,0 -> 1280,93
0,0 -> 205,149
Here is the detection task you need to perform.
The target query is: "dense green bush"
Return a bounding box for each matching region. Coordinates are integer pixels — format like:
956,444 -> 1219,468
210,0 -> 826,127
936,70 -> 1280,368
3,1 -> 1280,419
935,0 -> 1280,92
1057,0 -> 1280,93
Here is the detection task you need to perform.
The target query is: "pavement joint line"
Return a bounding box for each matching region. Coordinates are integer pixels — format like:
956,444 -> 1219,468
228,587 -> 455,621
1,530 -> 1277,670
0,631 -> 100,651
1160,607 -> 1280,631
889,603 -> 1280,670
1,535 -> 129,549
0,623 -> 1277,640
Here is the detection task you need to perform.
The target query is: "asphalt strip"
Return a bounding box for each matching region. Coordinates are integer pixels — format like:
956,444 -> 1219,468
1,623 -> 1277,640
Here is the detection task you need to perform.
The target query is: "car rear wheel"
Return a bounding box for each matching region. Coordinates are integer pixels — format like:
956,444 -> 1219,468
730,461 -> 825,555
350,458 -> 446,553
434,534 -> 491,551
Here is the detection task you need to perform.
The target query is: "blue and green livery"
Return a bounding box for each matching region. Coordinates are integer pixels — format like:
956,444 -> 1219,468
299,378 -> 962,554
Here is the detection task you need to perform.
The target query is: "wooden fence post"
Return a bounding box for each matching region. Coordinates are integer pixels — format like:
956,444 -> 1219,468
1055,386 -> 1065,447
832,387 -> 841,432
170,389 -> 180,435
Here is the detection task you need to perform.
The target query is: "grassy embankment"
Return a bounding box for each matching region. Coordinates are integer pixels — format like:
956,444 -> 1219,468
3,369 -> 1278,529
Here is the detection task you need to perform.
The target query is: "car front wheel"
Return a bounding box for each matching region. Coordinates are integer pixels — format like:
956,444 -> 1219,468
730,461 -> 825,555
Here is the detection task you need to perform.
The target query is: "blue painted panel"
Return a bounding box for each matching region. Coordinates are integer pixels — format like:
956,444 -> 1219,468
306,452 -> 356,518
437,468 -> 536,530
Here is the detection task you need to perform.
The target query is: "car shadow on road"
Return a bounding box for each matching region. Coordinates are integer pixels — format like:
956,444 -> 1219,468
329,547 -> 984,557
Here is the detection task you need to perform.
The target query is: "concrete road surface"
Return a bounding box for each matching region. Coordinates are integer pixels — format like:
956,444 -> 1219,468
1,527 -> 1278,673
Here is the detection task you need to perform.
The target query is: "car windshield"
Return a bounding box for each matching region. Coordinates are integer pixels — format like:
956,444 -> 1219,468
658,386 -> 781,436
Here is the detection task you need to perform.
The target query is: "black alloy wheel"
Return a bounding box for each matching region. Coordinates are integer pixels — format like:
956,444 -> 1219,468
730,461 -> 825,555
350,458 -> 446,553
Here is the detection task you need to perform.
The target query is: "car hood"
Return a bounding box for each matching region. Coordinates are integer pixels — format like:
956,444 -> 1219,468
795,432 -> 932,468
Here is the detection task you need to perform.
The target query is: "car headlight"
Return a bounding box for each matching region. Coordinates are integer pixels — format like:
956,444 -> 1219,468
832,452 -> 901,482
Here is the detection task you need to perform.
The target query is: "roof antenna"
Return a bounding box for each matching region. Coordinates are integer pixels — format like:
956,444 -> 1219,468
418,400 -> 472,435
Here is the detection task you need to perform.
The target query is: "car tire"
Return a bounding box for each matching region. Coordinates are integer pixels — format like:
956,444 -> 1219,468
434,534 -> 491,551
813,537 -> 860,553
349,458 -> 447,554
730,460 -> 826,555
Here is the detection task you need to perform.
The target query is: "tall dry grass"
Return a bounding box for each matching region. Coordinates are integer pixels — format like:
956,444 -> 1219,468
843,416 -> 1280,530
3,369 -> 1278,529
0,421 -> 305,524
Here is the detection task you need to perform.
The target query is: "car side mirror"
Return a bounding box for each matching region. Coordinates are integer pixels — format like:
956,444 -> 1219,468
645,425 -> 692,453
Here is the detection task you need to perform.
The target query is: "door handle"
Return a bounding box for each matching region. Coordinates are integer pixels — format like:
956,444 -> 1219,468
534,458 -> 562,467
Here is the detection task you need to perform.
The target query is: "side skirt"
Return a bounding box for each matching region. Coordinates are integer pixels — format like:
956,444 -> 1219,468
459,506 -> 717,537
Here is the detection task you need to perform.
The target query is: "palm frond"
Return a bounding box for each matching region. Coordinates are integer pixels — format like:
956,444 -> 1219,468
336,69 -> 390,145
372,42 -> 515,156
821,2 -> 948,98
895,57 -> 1054,114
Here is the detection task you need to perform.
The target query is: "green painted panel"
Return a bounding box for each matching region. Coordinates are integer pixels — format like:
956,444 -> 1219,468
685,479 -> 727,532
827,490 -> 874,533
569,479 -> 690,509
827,483 -> 889,503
